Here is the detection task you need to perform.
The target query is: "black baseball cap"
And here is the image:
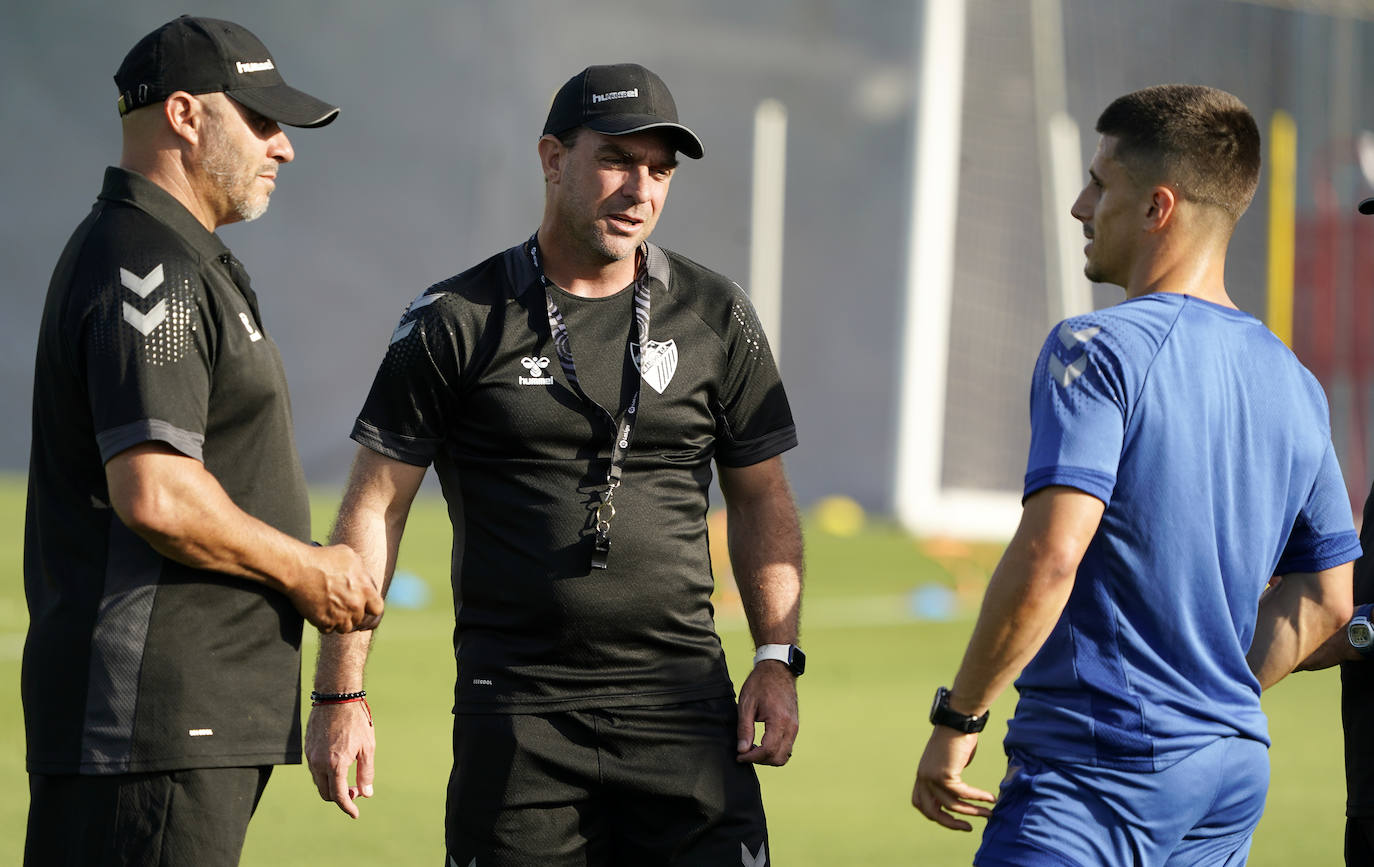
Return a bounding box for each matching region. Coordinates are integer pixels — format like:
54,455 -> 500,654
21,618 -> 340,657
114,16 -> 339,128
1360,198 -> 1374,215
543,63 -> 703,159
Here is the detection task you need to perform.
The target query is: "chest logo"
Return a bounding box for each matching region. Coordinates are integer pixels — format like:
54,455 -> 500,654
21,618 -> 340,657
519,356 -> 554,386
631,339 -> 678,394
238,312 -> 263,342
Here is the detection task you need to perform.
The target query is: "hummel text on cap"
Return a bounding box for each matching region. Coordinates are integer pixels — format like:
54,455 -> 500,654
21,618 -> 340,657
543,63 -> 703,159
114,16 -> 339,128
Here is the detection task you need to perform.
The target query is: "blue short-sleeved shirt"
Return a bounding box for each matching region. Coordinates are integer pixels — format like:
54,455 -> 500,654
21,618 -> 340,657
1006,292 -> 1360,771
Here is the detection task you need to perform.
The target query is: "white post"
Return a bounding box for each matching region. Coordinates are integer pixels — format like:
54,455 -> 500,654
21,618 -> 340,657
894,0 -> 967,532
749,98 -> 788,364
1031,0 -> 1091,324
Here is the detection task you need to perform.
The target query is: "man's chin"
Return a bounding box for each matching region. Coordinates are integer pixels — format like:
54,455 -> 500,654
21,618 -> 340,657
591,235 -> 641,264
236,196 -> 271,223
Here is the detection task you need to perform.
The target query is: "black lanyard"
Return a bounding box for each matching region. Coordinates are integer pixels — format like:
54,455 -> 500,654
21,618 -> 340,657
526,234 -> 650,570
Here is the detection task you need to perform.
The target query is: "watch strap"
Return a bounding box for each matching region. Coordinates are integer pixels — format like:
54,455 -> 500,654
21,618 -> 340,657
930,686 -> 989,734
754,644 -> 804,676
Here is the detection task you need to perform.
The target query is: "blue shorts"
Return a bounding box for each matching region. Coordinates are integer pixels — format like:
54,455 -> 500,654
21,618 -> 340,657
976,736 -> 1268,867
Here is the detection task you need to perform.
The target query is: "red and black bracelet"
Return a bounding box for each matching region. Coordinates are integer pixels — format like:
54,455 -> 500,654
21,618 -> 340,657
309,690 -> 372,725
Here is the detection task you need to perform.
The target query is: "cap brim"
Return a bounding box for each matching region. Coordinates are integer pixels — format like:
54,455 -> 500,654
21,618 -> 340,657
1360,197 -> 1374,215
586,115 -> 703,159
228,85 -> 339,129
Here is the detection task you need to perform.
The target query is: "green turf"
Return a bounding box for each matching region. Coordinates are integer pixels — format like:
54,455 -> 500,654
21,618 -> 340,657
0,476 -> 1346,864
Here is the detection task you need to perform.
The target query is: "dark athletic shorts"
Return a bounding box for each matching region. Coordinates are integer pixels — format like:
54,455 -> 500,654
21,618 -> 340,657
444,697 -> 770,867
26,765 -> 272,867
1347,815 -> 1374,866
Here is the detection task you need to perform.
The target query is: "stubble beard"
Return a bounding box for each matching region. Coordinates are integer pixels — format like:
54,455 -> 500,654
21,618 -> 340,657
567,206 -> 641,266
201,128 -> 273,223
586,225 -> 638,264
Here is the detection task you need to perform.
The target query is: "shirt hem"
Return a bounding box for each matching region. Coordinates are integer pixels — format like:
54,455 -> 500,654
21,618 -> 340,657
28,750 -> 302,776
1003,732 -> 1261,772
454,681 -> 734,714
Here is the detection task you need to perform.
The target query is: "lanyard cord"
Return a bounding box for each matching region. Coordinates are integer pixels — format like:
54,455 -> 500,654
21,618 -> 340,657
526,233 -> 650,569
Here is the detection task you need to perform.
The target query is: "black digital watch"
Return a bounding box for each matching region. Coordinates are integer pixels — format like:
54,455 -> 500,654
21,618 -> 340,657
929,686 -> 989,734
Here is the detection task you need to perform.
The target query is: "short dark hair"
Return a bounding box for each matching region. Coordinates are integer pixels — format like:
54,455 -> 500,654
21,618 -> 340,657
1095,84 -> 1261,222
556,127 -> 582,150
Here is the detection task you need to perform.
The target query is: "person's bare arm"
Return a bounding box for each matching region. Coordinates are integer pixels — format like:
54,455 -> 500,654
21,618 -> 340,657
305,447 -> 426,818
1248,564 -> 1353,689
913,486 -> 1103,831
105,441 -> 383,632
719,456 -> 803,767
1293,615 -> 1360,672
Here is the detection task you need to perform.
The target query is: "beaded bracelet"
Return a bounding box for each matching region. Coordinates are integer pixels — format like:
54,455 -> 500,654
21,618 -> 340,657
310,690 -> 366,703
309,693 -> 373,726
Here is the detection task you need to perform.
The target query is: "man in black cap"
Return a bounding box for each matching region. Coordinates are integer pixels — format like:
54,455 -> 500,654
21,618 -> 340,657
23,15 -> 382,866
1300,196 -> 1374,864
306,63 -> 804,865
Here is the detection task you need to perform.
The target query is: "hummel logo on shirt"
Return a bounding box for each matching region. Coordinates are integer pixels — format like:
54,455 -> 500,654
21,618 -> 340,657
120,264 -> 163,298
390,291 -> 445,345
519,356 -> 554,386
120,264 -> 167,336
1049,322 -> 1100,388
741,842 -> 767,866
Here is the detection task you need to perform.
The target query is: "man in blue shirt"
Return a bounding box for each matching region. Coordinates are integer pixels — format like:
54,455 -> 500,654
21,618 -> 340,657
912,84 -> 1359,866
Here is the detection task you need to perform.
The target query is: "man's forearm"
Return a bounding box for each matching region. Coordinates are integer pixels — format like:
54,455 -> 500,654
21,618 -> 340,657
947,550 -> 1076,715
311,447 -> 426,686
1248,564 -> 1354,689
721,460 -> 803,646
313,508 -> 387,689
944,487 -> 1102,716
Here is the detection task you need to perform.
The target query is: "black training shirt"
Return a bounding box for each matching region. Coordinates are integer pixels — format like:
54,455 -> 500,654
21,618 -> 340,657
1345,479 -> 1374,816
353,241 -> 797,712
23,167 -> 310,774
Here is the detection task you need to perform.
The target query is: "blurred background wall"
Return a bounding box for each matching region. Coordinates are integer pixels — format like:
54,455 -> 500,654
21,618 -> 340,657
6,0 -> 1374,537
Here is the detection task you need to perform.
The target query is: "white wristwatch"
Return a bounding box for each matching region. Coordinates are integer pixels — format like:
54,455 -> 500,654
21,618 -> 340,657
753,644 -> 806,677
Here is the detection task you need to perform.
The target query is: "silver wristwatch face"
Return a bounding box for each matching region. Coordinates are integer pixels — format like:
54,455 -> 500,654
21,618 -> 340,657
1350,617 -> 1374,650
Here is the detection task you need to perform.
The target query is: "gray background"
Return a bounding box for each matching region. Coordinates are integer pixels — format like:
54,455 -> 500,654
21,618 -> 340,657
8,0 -> 1374,514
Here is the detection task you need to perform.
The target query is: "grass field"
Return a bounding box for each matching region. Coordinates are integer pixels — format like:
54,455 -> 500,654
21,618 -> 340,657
0,476 -> 1350,865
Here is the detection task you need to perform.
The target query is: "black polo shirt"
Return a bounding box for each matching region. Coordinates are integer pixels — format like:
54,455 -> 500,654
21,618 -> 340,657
1345,479 -> 1374,817
23,167 -> 310,774
353,240 -> 797,712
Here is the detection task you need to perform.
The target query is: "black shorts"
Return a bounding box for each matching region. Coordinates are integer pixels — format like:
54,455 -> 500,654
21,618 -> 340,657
25,765 -> 272,867
445,697 -> 769,866
1348,815 -> 1374,866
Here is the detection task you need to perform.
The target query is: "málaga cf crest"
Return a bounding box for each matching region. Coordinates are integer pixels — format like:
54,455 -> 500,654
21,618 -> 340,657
630,339 -> 678,394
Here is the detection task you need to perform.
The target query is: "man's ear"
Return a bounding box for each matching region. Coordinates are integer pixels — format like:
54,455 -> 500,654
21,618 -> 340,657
1144,185 -> 1178,232
164,91 -> 204,147
537,134 -> 565,184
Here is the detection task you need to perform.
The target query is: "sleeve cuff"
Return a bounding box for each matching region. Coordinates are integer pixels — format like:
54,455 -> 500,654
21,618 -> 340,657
1024,466 -> 1116,505
96,419 -> 205,463
350,418 -> 440,468
715,425 -> 798,468
1275,533 -> 1362,576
